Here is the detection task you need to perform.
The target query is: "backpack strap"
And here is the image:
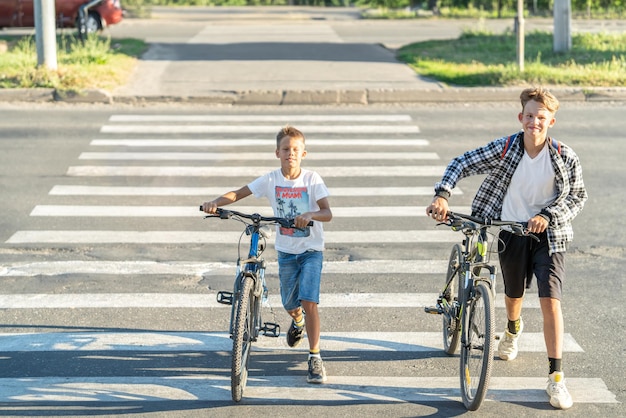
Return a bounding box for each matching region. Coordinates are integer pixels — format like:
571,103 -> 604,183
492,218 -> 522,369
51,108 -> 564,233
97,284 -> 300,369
550,137 -> 561,154
500,135 -> 513,159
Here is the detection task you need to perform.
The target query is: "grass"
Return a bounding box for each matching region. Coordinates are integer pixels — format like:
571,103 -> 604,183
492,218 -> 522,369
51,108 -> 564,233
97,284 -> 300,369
397,29 -> 626,87
0,34 -> 146,91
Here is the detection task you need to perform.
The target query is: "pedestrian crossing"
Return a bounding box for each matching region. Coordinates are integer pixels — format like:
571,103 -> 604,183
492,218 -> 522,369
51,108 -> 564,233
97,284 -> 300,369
0,112 -> 617,408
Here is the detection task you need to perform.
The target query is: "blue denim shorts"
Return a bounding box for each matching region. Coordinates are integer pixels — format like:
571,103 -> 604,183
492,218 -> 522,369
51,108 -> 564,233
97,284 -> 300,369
277,250 -> 323,311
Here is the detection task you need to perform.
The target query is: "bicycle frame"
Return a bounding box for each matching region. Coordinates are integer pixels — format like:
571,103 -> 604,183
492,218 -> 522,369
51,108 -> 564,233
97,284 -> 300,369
223,223 -> 270,342
426,211 -> 537,410
211,210 -> 279,341
201,207 -> 308,402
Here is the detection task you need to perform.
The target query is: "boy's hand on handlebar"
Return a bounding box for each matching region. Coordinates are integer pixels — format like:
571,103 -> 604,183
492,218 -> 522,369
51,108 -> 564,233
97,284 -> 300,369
527,215 -> 548,234
426,197 -> 449,222
294,213 -> 313,229
201,201 -> 219,214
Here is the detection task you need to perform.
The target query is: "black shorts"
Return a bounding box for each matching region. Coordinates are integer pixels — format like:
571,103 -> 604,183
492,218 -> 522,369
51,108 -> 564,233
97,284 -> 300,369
497,230 -> 565,300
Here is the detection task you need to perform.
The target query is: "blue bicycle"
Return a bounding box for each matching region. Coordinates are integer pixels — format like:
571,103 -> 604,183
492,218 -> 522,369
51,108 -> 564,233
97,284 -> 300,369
201,207 -> 310,402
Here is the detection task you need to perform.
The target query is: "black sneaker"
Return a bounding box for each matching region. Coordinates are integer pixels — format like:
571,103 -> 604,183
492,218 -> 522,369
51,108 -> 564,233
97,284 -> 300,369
286,320 -> 305,347
307,356 -> 327,384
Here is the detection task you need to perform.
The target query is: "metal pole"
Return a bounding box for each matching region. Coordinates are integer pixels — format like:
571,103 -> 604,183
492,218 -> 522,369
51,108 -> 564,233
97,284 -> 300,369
34,0 -> 57,70
554,0 -> 572,52
516,0 -> 525,72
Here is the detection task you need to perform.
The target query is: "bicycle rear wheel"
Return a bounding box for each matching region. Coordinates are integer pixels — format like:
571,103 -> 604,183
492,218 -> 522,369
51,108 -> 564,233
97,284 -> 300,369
231,274 -> 255,402
459,281 -> 495,411
442,244 -> 463,355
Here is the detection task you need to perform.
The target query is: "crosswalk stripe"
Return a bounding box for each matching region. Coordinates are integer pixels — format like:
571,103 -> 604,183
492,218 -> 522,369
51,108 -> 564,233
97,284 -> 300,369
0,293 -> 542,309
66,166 -> 447,177
49,185 -> 462,197
0,331 -> 581,352
90,139 -> 430,147
100,125 -> 421,134
30,205 -> 471,218
5,230 -> 459,244
78,152 -> 440,161
109,115 -> 414,122
0,376 -> 615,403
0,259 -> 447,276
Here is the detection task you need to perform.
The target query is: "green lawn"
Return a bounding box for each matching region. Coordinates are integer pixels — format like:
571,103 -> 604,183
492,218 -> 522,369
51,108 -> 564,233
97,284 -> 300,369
397,30 -> 626,87
0,35 -> 146,91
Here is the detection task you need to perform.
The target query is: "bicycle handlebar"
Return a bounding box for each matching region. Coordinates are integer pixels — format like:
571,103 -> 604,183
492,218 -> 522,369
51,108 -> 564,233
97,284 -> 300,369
200,206 -> 313,229
446,211 -> 539,241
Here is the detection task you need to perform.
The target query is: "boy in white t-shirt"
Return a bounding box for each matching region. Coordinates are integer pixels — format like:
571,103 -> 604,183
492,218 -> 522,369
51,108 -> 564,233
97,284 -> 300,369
426,87 -> 587,410
202,126 -> 333,384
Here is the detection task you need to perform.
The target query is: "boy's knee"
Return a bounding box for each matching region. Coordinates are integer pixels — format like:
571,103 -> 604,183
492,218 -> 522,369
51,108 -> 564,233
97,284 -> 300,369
287,307 -> 303,316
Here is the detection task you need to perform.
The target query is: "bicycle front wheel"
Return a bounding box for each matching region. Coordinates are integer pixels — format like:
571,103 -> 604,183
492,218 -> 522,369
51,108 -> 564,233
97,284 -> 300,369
459,281 -> 495,411
231,274 -> 255,402
443,244 -> 463,355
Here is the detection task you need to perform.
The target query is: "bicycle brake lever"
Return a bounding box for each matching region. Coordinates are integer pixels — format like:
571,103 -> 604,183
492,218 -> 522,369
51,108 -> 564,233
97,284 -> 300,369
527,232 -> 541,242
514,225 -> 540,242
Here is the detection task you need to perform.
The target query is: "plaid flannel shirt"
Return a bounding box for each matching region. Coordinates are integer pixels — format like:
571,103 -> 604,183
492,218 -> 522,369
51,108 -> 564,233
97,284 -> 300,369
435,132 -> 588,254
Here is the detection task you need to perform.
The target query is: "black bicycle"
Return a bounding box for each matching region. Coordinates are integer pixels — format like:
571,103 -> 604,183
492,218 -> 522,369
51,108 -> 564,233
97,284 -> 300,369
200,206 -> 310,402
425,211 -> 538,410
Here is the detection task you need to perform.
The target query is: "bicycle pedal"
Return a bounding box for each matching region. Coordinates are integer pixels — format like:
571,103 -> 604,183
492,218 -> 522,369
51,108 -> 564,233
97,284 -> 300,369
424,306 -> 442,315
261,322 -> 280,337
216,291 -> 233,305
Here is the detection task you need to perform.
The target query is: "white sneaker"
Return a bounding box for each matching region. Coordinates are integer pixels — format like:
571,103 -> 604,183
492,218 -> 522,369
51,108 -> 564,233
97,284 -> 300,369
498,318 -> 523,361
546,371 -> 573,409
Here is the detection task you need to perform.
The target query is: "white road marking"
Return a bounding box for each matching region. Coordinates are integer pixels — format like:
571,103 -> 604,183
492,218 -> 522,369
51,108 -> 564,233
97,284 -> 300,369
90,138 -> 430,147
0,331 -> 581,352
30,205 -> 471,218
0,293 -> 541,309
109,115 -> 414,122
0,259 -> 447,276
78,152 -> 440,160
0,376 -> 615,403
5,230 -> 459,244
65,165 -> 446,177
49,185 -> 462,197
100,125 -> 420,134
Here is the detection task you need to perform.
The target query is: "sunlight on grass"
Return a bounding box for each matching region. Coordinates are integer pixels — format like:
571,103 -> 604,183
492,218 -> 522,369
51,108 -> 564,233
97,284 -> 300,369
398,30 -> 626,87
0,35 -> 146,91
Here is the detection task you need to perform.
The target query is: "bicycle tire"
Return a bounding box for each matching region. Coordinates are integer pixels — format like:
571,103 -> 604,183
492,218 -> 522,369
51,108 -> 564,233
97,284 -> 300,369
459,281 -> 495,411
442,244 -> 463,355
231,274 -> 255,402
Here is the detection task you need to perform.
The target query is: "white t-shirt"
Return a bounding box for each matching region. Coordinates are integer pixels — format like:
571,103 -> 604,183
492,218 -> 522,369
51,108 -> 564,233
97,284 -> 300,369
501,143 -> 557,223
247,168 -> 330,254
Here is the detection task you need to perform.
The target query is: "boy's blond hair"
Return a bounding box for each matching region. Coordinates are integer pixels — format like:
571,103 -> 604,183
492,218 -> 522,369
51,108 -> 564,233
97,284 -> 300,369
276,125 -> 306,148
520,87 -> 560,114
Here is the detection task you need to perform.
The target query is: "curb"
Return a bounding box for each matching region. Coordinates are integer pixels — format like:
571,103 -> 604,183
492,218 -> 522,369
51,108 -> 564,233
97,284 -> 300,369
1,87 -> 625,105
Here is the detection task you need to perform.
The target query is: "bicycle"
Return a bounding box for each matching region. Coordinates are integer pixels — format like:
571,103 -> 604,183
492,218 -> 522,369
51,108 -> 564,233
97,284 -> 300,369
200,206 -> 311,402
425,211 -> 538,410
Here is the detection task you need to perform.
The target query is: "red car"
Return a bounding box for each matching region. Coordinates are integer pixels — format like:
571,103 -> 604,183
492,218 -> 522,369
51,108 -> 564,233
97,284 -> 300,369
0,0 -> 123,32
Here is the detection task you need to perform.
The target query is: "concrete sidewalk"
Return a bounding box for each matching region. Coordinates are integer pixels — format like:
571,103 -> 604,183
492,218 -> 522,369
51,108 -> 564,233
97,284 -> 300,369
1,7 -> 625,105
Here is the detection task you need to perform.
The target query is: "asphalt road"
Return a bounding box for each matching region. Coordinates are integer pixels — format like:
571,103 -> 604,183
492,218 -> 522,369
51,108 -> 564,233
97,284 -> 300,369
0,100 -> 624,417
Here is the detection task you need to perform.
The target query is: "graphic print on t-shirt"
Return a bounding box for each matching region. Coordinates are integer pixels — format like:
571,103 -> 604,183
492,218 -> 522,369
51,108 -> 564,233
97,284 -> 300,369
275,186 -> 311,237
